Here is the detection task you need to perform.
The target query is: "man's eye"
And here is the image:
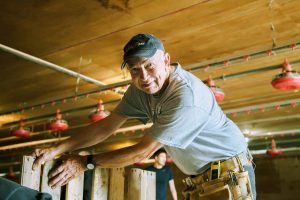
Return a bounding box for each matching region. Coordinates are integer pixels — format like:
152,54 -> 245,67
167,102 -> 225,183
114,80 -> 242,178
146,63 -> 154,70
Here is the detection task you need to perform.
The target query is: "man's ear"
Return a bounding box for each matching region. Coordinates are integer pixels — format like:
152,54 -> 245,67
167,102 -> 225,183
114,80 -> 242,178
164,52 -> 170,66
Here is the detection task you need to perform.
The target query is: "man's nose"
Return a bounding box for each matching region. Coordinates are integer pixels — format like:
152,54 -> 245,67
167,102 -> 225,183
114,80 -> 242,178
139,67 -> 149,80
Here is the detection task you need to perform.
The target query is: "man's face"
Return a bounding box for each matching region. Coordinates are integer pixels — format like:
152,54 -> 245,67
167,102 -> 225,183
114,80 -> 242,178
155,152 -> 167,166
126,50 -> 170,95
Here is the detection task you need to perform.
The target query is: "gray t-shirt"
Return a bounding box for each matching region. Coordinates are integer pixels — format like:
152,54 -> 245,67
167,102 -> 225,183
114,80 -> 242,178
114,63 -> 247,175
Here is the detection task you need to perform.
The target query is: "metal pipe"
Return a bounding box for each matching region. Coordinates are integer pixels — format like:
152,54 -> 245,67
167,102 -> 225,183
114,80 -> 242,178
0,80 -> 130,116
0,43 -> 105,86
246,129 -> 300,138
203,60 -> 300,83
250,147 -> 300,155
0,123 -> 151,151
0,99 -> 121,128
225,98 -> 300,114
237,114 -> 300,125
187,42 -> 300,72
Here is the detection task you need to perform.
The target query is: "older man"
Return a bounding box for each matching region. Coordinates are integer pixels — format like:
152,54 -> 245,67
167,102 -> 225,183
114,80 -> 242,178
33,33 -> 256,199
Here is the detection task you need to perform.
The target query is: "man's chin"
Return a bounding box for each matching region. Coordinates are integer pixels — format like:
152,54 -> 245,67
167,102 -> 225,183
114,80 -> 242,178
140,87 -> 159,94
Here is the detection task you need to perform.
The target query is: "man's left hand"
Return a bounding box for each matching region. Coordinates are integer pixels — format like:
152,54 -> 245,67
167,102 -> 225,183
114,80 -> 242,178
48,155 -> 87,188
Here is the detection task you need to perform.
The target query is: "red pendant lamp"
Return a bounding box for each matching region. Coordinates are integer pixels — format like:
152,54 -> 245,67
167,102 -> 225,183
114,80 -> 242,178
10,120 -> 31,137
271,58 -> 300,91
89,100 -> 109,122
47,109 -> 69,131
266,139 -> 283,156
206,75 -> 225,103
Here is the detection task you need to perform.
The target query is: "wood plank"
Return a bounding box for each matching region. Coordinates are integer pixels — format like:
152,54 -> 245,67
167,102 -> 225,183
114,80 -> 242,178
65,172 -> 84,200
146,171 -> 156,200
127,168 -> 156,200
127,168 -> 141,200
91,167 -> 109,200
109,168 -> 125,200
21,156 -> 41,191
40,160 -> 61,200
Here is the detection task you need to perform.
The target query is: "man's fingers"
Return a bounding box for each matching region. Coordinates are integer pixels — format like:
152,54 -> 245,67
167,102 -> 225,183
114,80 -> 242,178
49,169 -> 67,188
48,165 -> 65,179
60,175 -> 75,187
31,149 -> 41,157
32,155 -> 45,170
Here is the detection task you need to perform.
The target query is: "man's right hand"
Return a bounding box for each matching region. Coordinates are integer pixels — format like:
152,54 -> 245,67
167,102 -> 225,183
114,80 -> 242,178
32,147 -> 59,170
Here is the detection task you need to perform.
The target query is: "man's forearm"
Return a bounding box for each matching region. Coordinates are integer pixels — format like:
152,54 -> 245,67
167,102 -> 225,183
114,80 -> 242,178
54,112 -> 127,156
93,135 -> 163,168
169,180 -> 178,200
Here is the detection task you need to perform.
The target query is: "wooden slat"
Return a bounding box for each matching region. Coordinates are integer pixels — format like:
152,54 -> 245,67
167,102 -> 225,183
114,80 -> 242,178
41,160 -> 61,200
21,156 -> 41,190
127,168 -> 156,200
65,173 -> 84,200
127,168 -> 141,200
109,168 -> 125,200
91,167 -> 109,200
146,171 -> 156,200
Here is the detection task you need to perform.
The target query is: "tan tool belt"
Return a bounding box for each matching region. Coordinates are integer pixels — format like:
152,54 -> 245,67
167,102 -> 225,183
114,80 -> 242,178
182,155 -> 254,200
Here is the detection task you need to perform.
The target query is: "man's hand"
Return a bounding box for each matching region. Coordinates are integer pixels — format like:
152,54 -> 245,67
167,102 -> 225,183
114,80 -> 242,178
48,155 -> 87,188
32,147 -> 58,170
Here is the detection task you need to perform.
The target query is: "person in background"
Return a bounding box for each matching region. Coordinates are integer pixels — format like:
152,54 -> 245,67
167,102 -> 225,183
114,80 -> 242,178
146,149 -> 177,200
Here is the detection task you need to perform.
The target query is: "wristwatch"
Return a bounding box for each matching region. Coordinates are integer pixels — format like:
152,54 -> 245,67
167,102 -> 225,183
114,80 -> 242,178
86,155 -> 95,170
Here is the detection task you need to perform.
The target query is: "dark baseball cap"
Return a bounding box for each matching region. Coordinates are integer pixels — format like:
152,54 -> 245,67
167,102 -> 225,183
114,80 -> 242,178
121,33 -> 164,69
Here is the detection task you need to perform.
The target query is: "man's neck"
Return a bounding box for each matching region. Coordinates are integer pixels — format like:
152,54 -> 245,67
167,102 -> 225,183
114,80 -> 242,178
154,163 -> 164,169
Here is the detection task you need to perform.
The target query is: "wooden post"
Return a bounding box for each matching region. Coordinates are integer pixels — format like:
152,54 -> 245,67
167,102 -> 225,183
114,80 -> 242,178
41,160 -> 61,200
91,167 -> 109,200
65,172 -> 84,200
21,156 -> 152,200
127,168 -> 156,200
109,168 -> 125,200
21,156 -> 41,190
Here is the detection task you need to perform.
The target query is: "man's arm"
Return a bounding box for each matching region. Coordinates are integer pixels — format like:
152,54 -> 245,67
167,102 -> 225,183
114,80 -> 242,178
47,134 -> 163,188
32,111 -> 127,169
169,179 -> 178,200
93,134 -> 163,168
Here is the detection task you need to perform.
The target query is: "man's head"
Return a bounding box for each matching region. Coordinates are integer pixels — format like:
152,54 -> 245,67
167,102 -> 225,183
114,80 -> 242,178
121,33 -> 171,95
153,149 -> 167,167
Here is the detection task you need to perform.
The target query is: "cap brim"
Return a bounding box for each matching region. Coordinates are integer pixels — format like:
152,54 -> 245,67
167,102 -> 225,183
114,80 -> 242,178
120,48 -> 157,69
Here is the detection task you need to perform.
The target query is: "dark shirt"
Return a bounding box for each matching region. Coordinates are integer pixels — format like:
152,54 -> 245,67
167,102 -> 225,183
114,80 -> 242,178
145,165 -> 173,200
0,177 -> 52,200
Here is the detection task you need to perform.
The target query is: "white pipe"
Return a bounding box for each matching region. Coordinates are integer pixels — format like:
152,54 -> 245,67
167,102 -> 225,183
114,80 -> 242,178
237,114 -> 300,125
0,123 -> 152,151
224,98 -> 300,114
250,147 -> 300,155
246,129 -> 300,138
0,43 -> 105,86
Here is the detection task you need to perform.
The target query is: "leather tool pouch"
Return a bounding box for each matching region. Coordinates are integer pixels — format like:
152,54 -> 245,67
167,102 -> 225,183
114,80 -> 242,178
198,171 -> 253,200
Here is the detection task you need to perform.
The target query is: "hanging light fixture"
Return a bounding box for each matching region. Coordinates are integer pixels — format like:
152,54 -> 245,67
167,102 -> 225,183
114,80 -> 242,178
10,120 -> 31,137
271,58 -> 300,91
266,139 -> 283,156
47,109 -> 69,131
89,100 -> 109,122
206,75 -> 225,103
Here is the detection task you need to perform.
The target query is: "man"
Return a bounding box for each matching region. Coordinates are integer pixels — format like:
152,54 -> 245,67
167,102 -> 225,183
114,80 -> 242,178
145,149 -> 177,200
32,33 -> 256,199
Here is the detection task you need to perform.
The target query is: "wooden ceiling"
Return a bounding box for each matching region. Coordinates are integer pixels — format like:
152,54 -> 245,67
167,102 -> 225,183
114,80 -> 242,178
0,0 -> 300,172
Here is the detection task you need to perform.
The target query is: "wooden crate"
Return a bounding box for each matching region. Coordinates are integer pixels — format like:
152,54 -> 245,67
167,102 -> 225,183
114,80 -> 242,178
21,156 -> 155,200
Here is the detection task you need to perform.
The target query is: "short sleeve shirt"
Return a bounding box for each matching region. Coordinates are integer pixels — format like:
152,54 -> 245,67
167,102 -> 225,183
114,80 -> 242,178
145,166 -> 173,200
114,63 -> 247,175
